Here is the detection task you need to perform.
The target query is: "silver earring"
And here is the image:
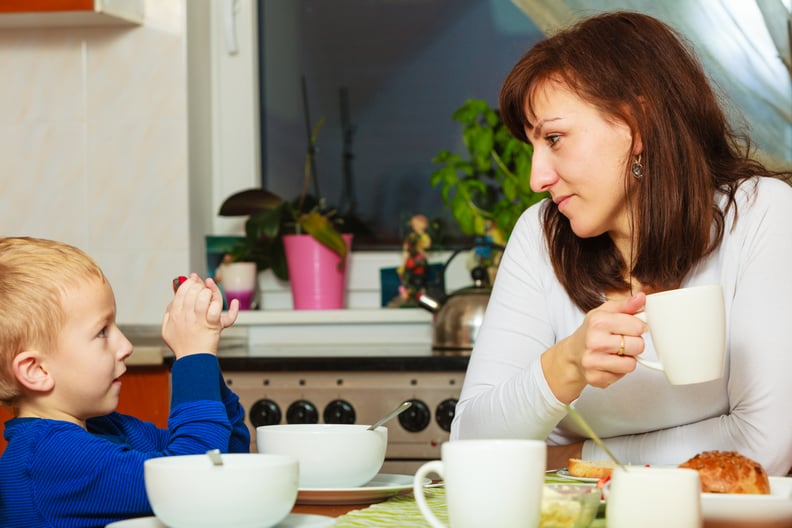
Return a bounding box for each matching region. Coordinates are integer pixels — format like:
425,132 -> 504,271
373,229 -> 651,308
631,154 -> 644,179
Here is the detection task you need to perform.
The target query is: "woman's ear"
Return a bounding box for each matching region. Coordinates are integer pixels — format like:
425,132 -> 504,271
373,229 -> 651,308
631,97 -> 645,156
632,131 -> 643,157
13,351 -> 54,393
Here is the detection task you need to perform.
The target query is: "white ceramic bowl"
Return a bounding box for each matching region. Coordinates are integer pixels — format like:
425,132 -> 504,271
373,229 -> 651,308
256,424 -> 388,488
144,453 -> 299,528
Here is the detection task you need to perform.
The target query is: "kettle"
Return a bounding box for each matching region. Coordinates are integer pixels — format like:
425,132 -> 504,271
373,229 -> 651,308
418,244 -> 502,355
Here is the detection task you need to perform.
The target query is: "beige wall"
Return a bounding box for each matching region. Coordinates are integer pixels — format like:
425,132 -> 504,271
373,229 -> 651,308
0,0 -> 189,324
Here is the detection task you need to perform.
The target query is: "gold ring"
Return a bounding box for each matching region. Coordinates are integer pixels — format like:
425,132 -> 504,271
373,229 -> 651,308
617,335 -> 625,356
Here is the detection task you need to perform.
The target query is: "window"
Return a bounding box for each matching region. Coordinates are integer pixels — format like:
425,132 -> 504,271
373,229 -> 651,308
257,0 -> 542,248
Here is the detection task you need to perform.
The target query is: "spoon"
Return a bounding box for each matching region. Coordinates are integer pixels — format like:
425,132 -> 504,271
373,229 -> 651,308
206,449 -> 223,466
564,404 -> 626,471
368,401 -> 412,431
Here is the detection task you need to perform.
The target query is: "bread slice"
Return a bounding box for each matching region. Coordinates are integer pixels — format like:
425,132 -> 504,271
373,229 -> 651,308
567,458 -> 618,479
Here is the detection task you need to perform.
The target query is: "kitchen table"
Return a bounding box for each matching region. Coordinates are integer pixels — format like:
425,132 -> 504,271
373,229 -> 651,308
289,477 -> 792,528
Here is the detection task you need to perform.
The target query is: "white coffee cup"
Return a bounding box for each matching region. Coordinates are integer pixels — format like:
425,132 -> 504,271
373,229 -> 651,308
635,284 -> 725,385
606,466 -> 702,528
412,439 -> 546,528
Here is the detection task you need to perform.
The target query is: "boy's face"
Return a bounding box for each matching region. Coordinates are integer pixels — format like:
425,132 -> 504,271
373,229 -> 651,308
46,277 -> 133,423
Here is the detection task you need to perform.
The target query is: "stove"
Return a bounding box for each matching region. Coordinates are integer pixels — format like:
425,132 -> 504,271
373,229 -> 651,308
224,361 -> 465,474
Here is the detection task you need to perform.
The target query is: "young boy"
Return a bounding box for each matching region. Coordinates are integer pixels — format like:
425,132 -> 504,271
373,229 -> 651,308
0,237 -> 249,527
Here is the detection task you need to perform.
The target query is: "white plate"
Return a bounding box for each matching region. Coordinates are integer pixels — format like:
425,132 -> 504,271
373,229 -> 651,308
105,513 -> 335,528
701,476 -> 792,522
297,473 -> 430,505
554,468 -> 600,483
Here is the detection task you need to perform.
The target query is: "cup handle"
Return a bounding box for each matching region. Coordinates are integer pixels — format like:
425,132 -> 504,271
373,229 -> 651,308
413,460 -> 446,528
632,312 -> 663,372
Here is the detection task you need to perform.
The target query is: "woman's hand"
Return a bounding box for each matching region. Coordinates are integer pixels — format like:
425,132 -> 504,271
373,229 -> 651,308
162,273 -> 240,359
541,293 -> 648,403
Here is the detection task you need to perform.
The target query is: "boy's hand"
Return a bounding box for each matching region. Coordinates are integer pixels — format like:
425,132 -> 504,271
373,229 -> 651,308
162,273 -> 240,359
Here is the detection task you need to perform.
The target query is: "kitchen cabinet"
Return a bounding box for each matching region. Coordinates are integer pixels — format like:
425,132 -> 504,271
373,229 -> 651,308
0,406 -> 13,455
0,0 -> 143,27
116,365 -> 170,429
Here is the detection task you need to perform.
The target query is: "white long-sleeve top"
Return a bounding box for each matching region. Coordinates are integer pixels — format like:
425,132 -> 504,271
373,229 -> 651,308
451,176 -> 792,476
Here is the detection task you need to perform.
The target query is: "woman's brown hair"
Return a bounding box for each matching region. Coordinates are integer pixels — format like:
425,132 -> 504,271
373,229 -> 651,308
500,11 -> 790,311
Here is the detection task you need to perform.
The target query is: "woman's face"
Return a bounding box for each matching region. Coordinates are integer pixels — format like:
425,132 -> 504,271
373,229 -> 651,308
525,80 -> 638,243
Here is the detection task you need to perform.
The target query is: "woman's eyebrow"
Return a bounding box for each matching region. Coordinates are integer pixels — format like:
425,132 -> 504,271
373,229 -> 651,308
531,117 -> 563,141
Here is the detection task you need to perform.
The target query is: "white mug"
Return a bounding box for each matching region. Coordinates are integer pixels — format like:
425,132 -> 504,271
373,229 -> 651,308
412,439 -> 546,528
606,466 -> 702,528
635,284 -> 725,385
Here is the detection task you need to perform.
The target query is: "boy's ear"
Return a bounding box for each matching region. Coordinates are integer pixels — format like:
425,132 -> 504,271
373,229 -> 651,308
13,351 -> 54,392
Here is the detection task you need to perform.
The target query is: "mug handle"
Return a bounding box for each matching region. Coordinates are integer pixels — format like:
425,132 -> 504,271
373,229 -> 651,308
413,460 -> 446,528
633,312 -> 663,372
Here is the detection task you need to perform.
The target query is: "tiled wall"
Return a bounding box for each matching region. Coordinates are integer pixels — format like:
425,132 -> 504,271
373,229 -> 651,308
0,0 -> 188,325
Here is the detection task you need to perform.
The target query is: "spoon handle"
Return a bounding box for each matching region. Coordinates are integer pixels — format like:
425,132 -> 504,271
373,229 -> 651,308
565,405 -> 625,470
368,401 -> 412,431
206,449 -> 224,466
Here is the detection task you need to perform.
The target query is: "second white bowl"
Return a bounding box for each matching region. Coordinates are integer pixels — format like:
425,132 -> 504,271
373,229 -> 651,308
256,423 -> 387,488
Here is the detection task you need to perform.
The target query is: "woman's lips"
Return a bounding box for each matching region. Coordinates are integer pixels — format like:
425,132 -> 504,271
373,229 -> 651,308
555,195 -> 572,212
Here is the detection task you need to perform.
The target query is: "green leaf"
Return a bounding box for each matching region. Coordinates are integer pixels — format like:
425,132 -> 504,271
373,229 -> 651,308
218,189 -> 284,216
299,211 -> 348,259
450,195 -> 477,235
270,239 -> 289,281
247,205 -> 286,240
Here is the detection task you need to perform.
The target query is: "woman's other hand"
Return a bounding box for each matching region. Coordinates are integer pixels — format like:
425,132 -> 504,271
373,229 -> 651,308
542,293 -> 648,403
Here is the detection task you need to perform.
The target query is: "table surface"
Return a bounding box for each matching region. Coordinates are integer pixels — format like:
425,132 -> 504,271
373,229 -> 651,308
289,482 -> 792,528
291,505 -> 792,528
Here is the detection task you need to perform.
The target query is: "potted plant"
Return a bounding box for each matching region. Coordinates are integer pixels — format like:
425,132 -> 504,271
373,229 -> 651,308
218,189 -> 347,281
430,98 -> 547,244
218,118 -> 352,309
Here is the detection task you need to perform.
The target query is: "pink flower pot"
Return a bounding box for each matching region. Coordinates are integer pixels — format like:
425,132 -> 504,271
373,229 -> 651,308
283,234 -> 353,310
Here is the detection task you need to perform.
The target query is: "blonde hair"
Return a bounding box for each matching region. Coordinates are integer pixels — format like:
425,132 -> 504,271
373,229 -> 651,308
0,237 -> 106,405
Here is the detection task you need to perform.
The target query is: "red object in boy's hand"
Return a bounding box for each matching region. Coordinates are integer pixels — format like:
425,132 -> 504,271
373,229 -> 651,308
172,276 -> 188,293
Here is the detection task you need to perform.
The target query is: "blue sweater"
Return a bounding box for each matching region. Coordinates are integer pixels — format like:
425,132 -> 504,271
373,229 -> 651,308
0,354 -> 250,528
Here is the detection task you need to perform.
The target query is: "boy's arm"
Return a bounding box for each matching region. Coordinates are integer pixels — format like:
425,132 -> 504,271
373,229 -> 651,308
219,374 -> 252,453
161,274 -> 248,453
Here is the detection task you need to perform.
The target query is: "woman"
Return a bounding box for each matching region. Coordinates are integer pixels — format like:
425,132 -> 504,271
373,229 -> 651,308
450,11 -> 792,476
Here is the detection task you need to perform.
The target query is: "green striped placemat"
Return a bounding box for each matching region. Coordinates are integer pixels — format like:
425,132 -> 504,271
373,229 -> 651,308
333,487 -> 447,527
332,483 -> 607,527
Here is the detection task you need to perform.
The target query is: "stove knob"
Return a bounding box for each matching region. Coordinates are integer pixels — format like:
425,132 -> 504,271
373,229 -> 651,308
398,399 -> 431,432
286,399 -> 319,424
248,398 -> 282,427
435,398 -> 458,432
323,399 -> 356,424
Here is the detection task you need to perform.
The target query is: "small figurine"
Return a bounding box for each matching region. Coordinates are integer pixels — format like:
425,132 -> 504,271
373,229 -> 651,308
395,214 -> 432,306
468,219 -> 506,284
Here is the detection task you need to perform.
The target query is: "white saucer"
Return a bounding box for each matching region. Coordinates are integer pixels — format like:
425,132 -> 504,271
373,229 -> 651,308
297,472 -> 430,505
554,468 -> 599,483
701,476 -> 792,522
105,513 -> 335,527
